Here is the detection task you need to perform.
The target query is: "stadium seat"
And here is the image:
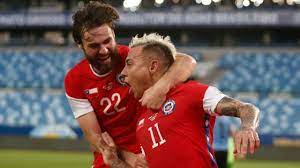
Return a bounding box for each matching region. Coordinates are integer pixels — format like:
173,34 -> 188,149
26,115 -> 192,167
0,48 -> 83,88
217,52 -> 300,93
0,91 -> 78,127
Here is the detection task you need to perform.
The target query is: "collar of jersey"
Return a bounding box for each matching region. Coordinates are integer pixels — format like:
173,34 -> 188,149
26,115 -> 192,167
89,64 -> 112,78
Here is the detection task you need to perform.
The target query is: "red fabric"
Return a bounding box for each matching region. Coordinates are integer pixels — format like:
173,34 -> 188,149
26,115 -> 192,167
136,81 -> 218,168
64,45 -> 140,168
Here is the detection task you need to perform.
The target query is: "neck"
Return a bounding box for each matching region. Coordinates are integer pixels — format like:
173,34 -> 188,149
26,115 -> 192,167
149,70 -> 166,86
91,64 -> 111,75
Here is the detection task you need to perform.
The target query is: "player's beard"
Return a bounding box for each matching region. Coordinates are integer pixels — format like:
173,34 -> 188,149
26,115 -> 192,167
85,47 -> 118,75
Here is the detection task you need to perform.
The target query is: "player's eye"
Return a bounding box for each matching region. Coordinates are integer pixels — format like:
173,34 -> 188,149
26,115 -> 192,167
125,60 -> 131,66
103,38 -> 111,44
88,44 -> 99,49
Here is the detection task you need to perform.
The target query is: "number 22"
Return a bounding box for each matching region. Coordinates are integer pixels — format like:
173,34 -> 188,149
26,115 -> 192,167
100,93 -> 126,115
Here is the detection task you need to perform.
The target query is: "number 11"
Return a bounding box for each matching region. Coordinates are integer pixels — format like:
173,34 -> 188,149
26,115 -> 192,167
148,123 -> 166,149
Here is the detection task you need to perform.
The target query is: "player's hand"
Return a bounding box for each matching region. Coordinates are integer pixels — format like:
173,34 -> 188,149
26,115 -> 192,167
134,154 -> 148,168
88,133 -> 106,154
140,81 -> 168,109
233,127 -> 260,159
99,132 -> 120,166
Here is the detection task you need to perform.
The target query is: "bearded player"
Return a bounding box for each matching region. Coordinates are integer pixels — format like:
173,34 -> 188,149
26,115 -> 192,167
64,2 -> 196,168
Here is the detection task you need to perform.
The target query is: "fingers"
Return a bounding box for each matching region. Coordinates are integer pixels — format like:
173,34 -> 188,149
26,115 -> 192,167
140,95 -> 165,109
249,133 -> 255,154
98,137 -> 109,153
234,129 -> 260,159
254,132 -> 260,150
91,134 -> 111,154
102,132 -> 115,147
139,86 -> 166,110
234,133 -> 242,156
134,155 -> 148,168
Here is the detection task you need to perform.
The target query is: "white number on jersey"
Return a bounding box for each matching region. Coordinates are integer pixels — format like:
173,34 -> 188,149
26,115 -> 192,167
148,123 -> 166,149
100,93 -> 126,115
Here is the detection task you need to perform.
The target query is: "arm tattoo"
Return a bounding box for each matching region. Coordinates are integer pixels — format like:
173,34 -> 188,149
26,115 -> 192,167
218,97 -> 260,129
239,103 -> 260,129
217,97 -> 240,117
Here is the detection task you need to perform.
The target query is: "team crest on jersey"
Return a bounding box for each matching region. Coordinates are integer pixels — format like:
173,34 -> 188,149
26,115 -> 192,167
162,99 -> 176,115
116,74 -> 126,86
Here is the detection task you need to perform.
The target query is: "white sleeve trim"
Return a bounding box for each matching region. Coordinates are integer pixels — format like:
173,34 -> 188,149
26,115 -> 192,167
65,93 -> 94,118
203,86 -> 227,115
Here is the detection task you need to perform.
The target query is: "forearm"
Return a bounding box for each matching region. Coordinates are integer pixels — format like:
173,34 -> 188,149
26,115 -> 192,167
77,112 -> 102,152
216,97 -> 260,129
216,97 -> 260,156
239,103 -> 260,129
157,53 -> 196,91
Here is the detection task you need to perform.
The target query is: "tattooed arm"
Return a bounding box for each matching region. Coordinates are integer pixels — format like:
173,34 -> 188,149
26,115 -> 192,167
215,97 -> 260,158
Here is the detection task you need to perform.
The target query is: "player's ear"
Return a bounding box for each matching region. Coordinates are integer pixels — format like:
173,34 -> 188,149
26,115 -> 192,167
78,44 -> 83,49
149,60 -> 159,74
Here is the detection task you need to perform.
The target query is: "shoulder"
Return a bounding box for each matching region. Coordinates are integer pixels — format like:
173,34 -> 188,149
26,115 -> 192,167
174,80 -> 209,94
64,59 -> 89,95
65,59 -> 88,80
117,45 -> 129,59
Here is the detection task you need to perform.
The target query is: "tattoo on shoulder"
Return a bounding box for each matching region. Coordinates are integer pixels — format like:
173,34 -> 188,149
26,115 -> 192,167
218,97 -> 239,117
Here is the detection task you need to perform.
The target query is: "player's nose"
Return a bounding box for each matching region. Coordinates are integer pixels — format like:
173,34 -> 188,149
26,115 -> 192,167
121,67 -> 127,76
121,69 -> 128,82
99,46 -> 108,55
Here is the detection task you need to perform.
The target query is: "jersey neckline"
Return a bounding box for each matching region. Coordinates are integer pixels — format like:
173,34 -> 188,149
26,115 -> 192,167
89,64 -> 112,78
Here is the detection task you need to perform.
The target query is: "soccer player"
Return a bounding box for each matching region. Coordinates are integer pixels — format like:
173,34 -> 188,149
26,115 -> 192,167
112,33 -> 259,168
64,2 -> 196,168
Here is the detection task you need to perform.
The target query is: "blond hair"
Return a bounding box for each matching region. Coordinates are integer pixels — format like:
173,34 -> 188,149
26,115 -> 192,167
129,33 -> 176,68
130,33 -> 176,57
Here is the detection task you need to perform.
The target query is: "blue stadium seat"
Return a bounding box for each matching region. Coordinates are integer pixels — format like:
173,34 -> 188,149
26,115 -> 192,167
217,52 -> 300,93
0,91 -> 78,127
0,49 -> 83,88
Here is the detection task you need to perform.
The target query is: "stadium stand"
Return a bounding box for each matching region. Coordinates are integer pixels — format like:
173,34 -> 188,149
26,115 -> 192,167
0,49 -> 83,88
216,52 -> 300,93
0,91 -> 77,127
0,48 -> 299,138
215,51 -> 300,137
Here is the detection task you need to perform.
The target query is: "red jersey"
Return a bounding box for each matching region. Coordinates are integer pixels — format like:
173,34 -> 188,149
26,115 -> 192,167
64,45 -> 140,168
136,81 -> 226,168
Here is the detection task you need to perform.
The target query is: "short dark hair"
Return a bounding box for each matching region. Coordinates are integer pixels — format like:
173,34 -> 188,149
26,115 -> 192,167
72,1 -> 119,45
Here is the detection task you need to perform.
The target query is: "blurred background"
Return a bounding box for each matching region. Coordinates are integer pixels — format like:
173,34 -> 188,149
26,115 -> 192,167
0,0 -> 300,167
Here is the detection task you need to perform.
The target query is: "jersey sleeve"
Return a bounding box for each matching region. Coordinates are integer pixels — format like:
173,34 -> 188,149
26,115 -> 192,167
64,71 -> 93,118
203,86 -> 227,115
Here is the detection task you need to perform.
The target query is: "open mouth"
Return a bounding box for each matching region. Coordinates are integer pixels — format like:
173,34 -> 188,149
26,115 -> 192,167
124,81 -> 130,87
98,56 -> 110,61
